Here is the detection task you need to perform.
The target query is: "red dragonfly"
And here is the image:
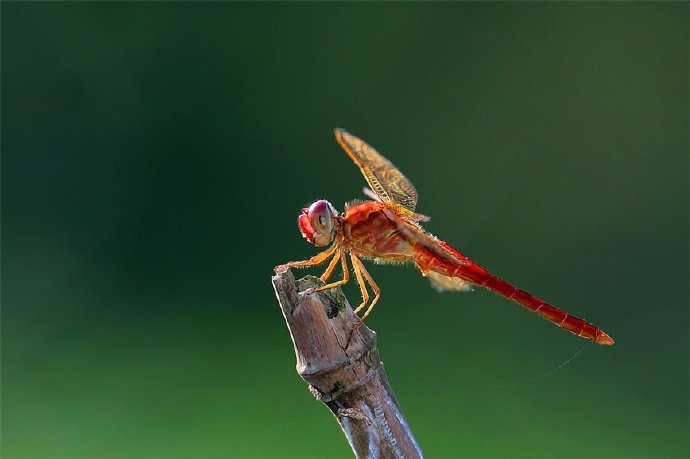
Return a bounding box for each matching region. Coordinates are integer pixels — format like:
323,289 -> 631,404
278,129 -> 614,345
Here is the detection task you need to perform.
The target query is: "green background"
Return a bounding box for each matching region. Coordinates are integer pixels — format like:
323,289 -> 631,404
3,2 -> 687,458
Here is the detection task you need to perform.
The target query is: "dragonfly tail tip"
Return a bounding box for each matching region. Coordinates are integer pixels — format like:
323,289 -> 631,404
595,331 -> 614,346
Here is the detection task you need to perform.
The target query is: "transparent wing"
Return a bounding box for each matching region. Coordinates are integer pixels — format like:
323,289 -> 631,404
426,271 -> 474,293
335,128 -> 419,217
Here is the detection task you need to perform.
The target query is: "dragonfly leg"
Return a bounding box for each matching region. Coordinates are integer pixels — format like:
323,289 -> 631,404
351,254 -> 370,315
319,249 -> 342,283
346,254 -> 381,347
352,256 -> 381,323
314,251 -> 350,292
276,244 -> 337,271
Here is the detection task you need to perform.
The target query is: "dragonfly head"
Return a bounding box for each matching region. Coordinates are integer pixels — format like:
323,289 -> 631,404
298,200 -> 339,247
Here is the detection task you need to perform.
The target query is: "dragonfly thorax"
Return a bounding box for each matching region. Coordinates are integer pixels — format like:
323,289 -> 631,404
298,200 -> 340,247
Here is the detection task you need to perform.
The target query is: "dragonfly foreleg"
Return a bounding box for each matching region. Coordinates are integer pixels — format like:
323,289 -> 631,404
276,244 -> 337,271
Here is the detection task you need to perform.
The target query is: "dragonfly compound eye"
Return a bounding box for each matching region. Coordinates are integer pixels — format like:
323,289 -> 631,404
303,200 -> 336,246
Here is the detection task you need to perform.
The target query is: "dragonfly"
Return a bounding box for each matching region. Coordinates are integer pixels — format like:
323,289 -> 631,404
277,129 -> 614,345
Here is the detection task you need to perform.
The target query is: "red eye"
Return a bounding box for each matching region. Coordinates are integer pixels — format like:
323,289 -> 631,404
299,200 -> 337,247
308,200 -> 332,231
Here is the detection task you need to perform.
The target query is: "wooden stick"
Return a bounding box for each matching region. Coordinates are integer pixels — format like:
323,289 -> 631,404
272,268 -> 424,459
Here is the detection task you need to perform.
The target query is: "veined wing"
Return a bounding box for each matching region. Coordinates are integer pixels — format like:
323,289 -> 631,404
381,205 -> 469,275
427,271 -> 474,292
335,128 -> 421,219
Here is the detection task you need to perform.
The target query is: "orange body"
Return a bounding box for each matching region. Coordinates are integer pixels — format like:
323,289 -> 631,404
340,201 -> 613,345
343,201 -> 416,261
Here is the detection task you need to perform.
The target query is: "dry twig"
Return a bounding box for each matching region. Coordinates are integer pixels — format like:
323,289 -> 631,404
272,268 -> 424,459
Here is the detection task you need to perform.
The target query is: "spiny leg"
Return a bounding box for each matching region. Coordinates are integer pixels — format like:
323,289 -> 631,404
276,244 -> 337,271
351,255 -> 370,315
314,251 -> 350,292
319,249 -> 342,283
346,254 -> 381,347
351,254 -> 381,323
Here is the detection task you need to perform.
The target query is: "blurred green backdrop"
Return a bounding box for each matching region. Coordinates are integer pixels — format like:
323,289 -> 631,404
3,2 -> 687,458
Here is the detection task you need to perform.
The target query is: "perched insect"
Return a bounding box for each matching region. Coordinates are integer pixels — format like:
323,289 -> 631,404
277,129 -> 614,345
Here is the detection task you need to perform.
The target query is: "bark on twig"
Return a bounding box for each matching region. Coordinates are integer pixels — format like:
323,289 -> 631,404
272,268 -> 424,459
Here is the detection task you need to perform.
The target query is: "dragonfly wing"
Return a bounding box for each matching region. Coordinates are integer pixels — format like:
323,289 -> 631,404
362,187 -> 382,202
335,128 -> 419,217
383,206 -> 469,275
427,271 -> 474,292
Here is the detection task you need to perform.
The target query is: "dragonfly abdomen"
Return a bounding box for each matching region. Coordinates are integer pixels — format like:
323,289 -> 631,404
418,241 -> 614,345
477,272 -> 613,345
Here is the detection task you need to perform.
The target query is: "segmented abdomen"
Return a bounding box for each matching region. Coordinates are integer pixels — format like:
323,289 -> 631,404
414,241 -> 613,345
